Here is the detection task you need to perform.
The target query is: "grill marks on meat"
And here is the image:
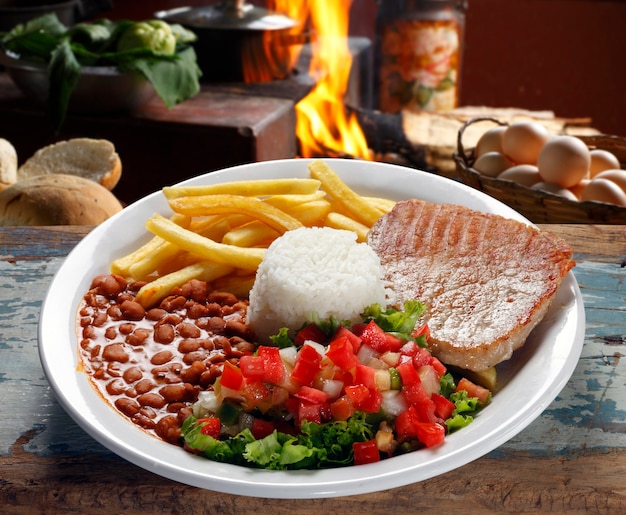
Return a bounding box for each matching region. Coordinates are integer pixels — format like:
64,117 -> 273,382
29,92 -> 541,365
368,199 -> 575,372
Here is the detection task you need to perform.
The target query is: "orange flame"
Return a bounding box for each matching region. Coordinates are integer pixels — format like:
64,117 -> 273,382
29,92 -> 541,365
269,0 -> 371,159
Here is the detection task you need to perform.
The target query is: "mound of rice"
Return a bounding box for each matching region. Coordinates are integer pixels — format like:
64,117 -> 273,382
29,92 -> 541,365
247,227 -> 388,343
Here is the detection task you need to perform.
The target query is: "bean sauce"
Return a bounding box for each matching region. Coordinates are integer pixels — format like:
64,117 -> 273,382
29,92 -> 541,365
77,275 -> 255,445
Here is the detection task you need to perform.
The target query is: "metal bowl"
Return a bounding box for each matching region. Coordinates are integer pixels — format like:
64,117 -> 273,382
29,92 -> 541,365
1,52 -> 155,114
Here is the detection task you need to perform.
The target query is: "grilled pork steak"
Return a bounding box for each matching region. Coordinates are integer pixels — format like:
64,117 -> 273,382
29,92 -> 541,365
368,199 -> 575,372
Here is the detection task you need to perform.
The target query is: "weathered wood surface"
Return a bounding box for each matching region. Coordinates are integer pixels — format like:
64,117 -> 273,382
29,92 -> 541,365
1,225 -> 625,514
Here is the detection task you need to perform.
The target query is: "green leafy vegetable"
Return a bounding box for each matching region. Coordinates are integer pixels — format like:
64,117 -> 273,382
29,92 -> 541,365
1,14 -> 202,132
182,412 -> 375,470
445,390 -> 482,432
362,300 -> 427,344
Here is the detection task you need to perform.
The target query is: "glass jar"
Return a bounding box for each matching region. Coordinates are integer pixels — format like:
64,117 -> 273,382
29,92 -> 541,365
375,0 -> 467,113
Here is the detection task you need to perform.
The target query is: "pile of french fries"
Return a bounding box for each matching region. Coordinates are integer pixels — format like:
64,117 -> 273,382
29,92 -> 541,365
110,160 -> 396,307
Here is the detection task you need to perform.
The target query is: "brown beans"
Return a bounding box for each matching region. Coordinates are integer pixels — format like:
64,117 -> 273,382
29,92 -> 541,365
159,384 -> 188,403
177,322 -> 201,339
120,300 -> 145,321
115,398 -> 140,417
78,276 -> 252,448
151,350 -> 173,365
91,274 -> 127,298
154,324 -> 175,344
123,366 -> 143,384
137,393 -> 166,409
102,343 -> 129,363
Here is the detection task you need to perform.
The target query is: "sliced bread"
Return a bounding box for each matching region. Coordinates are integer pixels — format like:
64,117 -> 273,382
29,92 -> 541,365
17,138 -> 122,191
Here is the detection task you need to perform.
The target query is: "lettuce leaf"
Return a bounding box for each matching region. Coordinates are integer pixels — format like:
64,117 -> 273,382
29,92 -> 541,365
182,411 -> 375,470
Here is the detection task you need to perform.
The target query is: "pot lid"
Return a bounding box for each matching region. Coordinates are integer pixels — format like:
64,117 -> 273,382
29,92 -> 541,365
155,0 -> 297,32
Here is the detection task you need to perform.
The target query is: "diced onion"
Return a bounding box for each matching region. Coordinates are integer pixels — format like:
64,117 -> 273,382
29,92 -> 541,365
381,390 -> 408,417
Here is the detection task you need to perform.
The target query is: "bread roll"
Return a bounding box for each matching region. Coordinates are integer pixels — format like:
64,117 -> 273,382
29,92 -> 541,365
0,138 -> 17,191
0,174 -> 123,226
17,138 -> 122,191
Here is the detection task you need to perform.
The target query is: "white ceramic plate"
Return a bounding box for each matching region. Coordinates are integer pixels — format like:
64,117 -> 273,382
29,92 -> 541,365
39,159 -> 585,499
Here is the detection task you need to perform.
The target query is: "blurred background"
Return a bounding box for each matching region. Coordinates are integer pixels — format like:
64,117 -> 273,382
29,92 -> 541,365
102,0 -> 626,137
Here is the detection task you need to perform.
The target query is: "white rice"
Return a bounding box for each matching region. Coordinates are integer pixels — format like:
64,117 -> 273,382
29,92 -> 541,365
247,227 -> 389,343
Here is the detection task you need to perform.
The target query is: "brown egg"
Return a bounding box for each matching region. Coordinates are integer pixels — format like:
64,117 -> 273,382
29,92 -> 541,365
531,181 -> 579,201
536,135 -> 590,188
501,121 -> 550,164
498,164 -> 541,187
589,149 -> 621,178
475,126 -> 507,158
580,178 -> 626,206
569,179 -> 590,199
594,169 -> 626,193
472,151 -> 514,178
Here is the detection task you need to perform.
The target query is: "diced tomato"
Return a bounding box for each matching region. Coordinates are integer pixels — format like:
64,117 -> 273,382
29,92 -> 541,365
220,360 -> 243,390
351,322 -> 368,337
294,324 -> 327,346
396,361 -> 421,387
298,400 -> 323,425
394,406 -> 421,441
402,383 -> 437,422
412,323 -> 430,340
359,320 -> 404,352
330,395 -> 355,421
357,388 -> 383,413
353,439 -> 381,465
257,345 -> 285,384
198,417 -> 221,439
432,393 -> 455,420
415,422 -> 445,448
295,385 -> 330,405
345,384 -> 370,405
399,340 -> 419,358
354,364 -> 376,390
430,356 -> 447,377
326,335 -> 359,371
251,418 -> 275,439
239,355 -> 265,381
332,325 -> 363,353
412,347 -> 433,368
241,380 -> 271,409
290,344 -> 322,386
456,377 -> 491,405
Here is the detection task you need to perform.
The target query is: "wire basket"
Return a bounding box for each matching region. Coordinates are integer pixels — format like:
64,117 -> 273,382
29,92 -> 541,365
453,117 -> 626,224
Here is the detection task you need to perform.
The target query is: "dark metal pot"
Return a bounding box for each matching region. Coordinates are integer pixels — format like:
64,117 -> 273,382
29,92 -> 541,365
155,0 -> 300,83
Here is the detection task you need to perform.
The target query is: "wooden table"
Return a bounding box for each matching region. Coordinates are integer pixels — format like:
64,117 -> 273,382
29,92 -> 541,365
1,225 -> 625,514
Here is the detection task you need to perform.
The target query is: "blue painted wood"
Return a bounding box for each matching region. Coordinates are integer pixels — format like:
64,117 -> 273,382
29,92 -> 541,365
1,225 -> 625,512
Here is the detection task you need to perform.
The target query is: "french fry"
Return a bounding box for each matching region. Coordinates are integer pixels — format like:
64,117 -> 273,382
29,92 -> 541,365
222,221 -> 280,248
146,213 -> 265,270
110,213 -> 191,276
364,196 -> 397,214
281,199 -> 332,227
127,240 -> 184,280
211,273 -> 257,299
308,160 -> 384,227
168,194 -> 303,233
263,190 -> 327,210
162,178 -> 322,199
135,261 -> 234,307
325,212 -> 370,242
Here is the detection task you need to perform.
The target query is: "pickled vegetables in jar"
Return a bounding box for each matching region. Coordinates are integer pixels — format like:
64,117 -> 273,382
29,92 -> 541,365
375,0 -> 467,113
